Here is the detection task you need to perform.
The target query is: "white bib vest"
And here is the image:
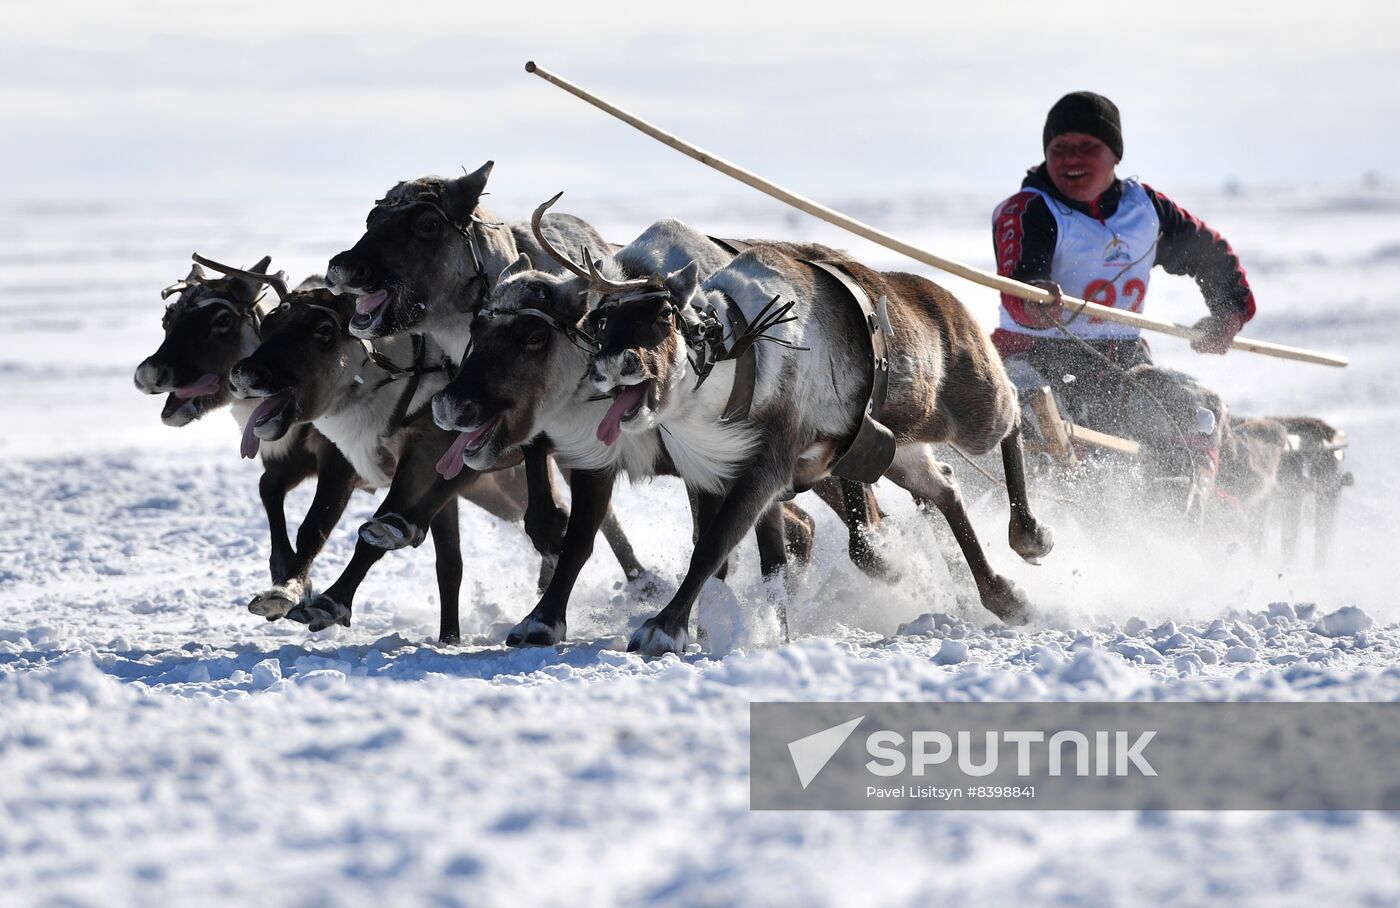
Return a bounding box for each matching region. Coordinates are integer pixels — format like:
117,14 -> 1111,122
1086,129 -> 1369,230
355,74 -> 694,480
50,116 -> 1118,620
1000,178 -> 1162,341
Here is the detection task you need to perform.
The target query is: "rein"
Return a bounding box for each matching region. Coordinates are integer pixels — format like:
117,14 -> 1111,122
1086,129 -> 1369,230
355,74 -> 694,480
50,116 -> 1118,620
470,304 -> 601,356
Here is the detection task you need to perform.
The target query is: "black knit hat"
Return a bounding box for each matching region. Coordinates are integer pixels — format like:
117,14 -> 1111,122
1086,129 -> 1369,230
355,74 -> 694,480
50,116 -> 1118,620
1043,91 -> 1123,160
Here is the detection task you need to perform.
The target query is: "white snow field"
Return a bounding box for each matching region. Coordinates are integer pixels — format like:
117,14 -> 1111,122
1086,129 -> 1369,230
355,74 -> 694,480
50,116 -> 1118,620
3,183 -> 1400,906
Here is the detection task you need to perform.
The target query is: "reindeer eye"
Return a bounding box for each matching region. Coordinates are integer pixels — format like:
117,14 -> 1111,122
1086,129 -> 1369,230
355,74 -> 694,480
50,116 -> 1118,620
657,305 -> 673,325
415,214 -> 441,238
315,320 -> 337,343
523,328 -> 550,352
212,310 -> 235,332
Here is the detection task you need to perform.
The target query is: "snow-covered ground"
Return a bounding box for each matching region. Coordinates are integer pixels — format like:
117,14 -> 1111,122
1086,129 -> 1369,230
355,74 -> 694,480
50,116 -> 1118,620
3,182 -> 1399,906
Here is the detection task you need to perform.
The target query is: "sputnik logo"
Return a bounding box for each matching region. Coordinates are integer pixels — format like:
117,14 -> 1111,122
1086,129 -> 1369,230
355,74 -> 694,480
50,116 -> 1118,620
787,715 -> 865,790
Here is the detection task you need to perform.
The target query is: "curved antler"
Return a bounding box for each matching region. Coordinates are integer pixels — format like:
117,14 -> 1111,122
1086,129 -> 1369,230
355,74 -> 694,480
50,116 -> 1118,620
530,192 -> 592,281
191,253 -> 290,301
531,192 -> 661,295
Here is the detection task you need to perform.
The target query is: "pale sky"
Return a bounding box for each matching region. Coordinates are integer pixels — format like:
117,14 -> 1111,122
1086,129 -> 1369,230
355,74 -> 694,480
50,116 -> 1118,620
3,0 -> 1396,204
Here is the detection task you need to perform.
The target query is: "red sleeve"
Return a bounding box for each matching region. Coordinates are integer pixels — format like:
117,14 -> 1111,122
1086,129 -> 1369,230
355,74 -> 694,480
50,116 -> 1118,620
1143,183 -> 1256,326
992,191 -> 1057,327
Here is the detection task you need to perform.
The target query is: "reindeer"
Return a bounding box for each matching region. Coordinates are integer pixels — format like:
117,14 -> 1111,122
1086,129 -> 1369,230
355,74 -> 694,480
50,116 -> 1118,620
323,161 -> 649,588
1273,416 -> 1351,567
1220,414 -> 1350,568
214,262 -> 643,643
133,258 -> 359,619
428,212 -> 839,646
438,201 -> 1054,654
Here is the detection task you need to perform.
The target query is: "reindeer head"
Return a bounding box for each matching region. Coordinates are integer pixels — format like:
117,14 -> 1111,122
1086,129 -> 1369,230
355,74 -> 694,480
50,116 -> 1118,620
134,257 -> 271,427
431,254 -> 595,475
585,262 -> 701,446
326,161 -> 495,341
228,289 -> 361,458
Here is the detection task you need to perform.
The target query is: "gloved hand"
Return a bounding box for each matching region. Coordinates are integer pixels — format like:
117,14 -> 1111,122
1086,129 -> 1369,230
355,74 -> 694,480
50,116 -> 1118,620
1190,311 -> 1244,354
1017,279 -> 1066,329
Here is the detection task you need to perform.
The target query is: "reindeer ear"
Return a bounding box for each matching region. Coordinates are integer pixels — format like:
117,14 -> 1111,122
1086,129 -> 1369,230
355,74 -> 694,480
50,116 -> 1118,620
663,261 -> 701,307
443,160 -> 494,219
498,253 -> 532,284
226,264 -> 269,306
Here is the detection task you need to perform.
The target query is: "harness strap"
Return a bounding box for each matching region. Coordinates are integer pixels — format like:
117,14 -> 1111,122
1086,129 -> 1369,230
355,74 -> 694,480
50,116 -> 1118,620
806,259 -> 897,483
714,293 -> 757,423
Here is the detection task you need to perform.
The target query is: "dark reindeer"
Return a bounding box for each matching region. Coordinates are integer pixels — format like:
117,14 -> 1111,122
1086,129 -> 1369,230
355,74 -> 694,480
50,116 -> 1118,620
580,240 -> 1055,654
223,271 -> 537,643
323,162 -> 646,589
133,259 -> 358,618
1272,416 -> 1351,567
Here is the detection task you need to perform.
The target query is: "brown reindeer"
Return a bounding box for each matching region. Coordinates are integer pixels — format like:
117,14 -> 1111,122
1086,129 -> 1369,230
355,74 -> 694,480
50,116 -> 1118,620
590,242 -> 1055,652
430,211 -> 888,647
133,259 -> 359,618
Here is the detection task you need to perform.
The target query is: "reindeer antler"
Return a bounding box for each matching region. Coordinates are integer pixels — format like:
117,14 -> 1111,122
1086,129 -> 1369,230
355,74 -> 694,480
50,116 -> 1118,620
191,253 -> 290,301
530,192 -> 593,281
531,192 -> 662,295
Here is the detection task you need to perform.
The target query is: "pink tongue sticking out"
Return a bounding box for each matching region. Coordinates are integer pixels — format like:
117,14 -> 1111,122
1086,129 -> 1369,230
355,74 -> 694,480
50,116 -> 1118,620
435,416 -> 502,480
241,415 -> 261,459
240,392 -> 289,460
597,384 -> 648,447
175,373 -> 220,400
356,290 -> 389,317
436,432 -> 473,480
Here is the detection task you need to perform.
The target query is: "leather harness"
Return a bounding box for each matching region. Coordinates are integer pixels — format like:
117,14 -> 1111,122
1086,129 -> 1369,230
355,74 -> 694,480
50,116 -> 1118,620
707,238 -> 896,484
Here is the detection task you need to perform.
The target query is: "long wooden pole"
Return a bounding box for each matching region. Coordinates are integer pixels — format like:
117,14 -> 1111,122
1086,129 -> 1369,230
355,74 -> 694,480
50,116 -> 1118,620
525,61 -> 1347,369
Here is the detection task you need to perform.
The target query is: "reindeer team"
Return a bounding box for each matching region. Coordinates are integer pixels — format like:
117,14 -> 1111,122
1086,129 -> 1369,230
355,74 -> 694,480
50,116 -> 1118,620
135,161 -> 1348,654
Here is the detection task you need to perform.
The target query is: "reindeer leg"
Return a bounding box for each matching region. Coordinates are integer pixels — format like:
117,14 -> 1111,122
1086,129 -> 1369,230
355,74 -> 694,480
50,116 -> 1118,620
810,478 -> 897,581
1314,484 -> 1342,569
290,435 -> 479,633
630,449 -> 792,656
1278,487 -> 1303,566
756,503 -> 797,642
254,465 -> 297,616
505,468 -> 616,647
522,440 -> 569,592
1000,423 -> 1055,564
551,457 -> 648,586
598,506 -> 645,582
778,502 -> 814,572
886,444 -> 1031,625
429,497 -> 463,645
360,428 -> 487,551
250,450 -> 358,621
690,489 -> 730,581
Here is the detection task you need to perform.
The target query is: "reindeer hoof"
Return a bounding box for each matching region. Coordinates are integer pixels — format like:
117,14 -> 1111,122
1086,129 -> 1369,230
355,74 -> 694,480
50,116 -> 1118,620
851,539 -> 901,583
248,584 -> 302,620
627,620 -> 689,656
359,513 -> 422,551
286,595 -> 352,633
505,616 -> 565,647
981,576 -> 1032,626
1010,519 -> 1055,565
